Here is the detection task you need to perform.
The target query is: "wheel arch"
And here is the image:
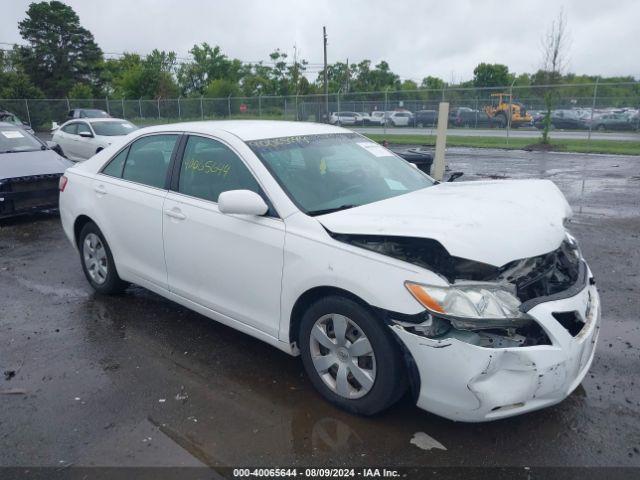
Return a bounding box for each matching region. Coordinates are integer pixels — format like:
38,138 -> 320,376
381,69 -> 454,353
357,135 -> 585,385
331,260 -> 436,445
288,286 -> 373,346
73,214 -> 96,248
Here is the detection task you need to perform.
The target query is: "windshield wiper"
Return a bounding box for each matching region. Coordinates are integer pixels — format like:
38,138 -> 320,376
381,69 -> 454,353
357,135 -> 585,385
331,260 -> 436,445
308,204 -> 358,216
0,149 -> 38,154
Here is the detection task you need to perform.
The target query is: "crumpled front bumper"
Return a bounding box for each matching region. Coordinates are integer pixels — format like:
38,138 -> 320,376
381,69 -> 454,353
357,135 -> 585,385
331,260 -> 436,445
392,280 -> 601,422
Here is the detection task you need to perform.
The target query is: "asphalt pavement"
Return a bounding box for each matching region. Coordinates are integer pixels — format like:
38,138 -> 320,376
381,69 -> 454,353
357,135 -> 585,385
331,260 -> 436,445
1,148 -> 639,470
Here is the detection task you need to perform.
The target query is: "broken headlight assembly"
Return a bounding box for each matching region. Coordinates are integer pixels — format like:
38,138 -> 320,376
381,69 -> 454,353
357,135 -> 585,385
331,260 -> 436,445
404,281 -> 532,330
401,281 -> 551,347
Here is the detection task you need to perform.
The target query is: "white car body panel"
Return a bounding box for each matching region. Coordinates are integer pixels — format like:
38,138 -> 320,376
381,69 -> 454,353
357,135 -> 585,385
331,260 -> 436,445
59,120 -> 600,422
316,178 -> 572,267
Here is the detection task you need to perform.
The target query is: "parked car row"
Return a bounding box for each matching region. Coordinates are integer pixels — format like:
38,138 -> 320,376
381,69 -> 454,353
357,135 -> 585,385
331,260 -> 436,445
532,108 -> 640,131
329,108 -> 503,128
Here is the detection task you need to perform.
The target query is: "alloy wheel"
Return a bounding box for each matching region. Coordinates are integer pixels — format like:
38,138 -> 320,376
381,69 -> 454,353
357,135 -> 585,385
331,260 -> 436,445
309,314 -> 377,399
83,233 -> 108,284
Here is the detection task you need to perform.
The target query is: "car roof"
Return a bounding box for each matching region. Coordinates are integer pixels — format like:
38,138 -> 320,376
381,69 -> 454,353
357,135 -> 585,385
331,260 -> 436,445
85,118 -> 130,123
131,120 -> 350,141
0,121 -> 20,128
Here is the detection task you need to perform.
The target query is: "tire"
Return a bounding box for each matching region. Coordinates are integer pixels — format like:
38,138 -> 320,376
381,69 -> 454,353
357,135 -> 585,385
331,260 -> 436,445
78,222 -> 128,294
299,295 -> 406,415
494,113 -> 507,128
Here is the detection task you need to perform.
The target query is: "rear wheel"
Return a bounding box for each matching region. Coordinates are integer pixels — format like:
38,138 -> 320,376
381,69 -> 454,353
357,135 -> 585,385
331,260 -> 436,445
79,222 -> 128,294
494,113 -> 507,128
299,295 -> 406,415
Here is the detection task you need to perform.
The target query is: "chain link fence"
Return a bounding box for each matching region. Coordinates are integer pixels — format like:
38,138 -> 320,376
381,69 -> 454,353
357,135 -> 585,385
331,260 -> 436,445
1,82 -> 639,138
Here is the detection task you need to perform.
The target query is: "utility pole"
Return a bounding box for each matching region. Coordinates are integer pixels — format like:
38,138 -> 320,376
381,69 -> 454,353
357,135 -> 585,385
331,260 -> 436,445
346,57 -> 349,93
323,26 -> 328,121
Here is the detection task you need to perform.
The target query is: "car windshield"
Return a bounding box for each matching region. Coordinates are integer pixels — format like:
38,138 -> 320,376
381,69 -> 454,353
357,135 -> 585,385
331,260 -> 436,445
247,133 -> 434,215
91,121 -> 137,136
0,127 -> 42,153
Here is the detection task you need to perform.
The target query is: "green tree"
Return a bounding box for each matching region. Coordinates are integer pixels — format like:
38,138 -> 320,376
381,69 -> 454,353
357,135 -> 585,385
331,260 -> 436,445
68,83 -> 93,99
17,1 -> 103,97
177,43 -> 243,95
473,63 -> 512,88
110,50 -> 179,99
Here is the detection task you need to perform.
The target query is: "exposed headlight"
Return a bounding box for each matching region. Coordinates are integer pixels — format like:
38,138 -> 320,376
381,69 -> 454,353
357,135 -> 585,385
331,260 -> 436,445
405,281 -> 531,330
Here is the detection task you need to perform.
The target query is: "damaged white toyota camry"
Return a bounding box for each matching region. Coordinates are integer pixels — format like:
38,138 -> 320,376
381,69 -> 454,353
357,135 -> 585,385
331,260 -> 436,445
59,121 -> 600,422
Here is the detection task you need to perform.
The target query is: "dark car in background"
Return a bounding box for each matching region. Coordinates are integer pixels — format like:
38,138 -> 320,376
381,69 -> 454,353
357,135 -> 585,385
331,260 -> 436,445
66,108 -> 110,121
588,113 -> 638,131
449,108 -> 493,127
413,110 -> 438,127
0,122 -> 72,219
534,109 -> 586,130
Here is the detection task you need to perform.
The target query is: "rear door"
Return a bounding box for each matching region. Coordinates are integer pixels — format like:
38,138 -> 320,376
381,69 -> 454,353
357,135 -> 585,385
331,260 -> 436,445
162,133 -> 285,337
57,122 -> 80,160
93,133 -> 180,289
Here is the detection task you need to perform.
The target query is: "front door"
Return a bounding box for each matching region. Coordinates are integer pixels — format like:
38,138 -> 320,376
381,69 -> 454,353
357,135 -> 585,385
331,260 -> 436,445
162,134 -> 285,337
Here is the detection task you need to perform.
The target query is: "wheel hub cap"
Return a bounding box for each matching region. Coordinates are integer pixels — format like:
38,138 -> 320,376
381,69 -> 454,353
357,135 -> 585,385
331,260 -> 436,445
309,313 -> 377,399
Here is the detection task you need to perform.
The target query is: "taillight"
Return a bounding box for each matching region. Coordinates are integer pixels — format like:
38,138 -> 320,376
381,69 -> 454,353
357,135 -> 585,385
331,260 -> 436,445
59,175 -> 68,192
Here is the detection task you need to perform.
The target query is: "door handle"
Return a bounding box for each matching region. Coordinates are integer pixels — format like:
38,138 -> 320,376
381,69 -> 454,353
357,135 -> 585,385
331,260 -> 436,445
164,208 -> 186,220
93,185 -> 107,195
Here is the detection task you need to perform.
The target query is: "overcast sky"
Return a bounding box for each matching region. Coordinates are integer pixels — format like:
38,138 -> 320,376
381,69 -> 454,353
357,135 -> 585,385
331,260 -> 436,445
2,0 -> 638,82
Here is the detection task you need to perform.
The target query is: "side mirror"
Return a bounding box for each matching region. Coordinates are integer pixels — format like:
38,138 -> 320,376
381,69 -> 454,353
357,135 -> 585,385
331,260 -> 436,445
79,131 -> 93,138
447,172 -> 464,182
22,120 -> 30,126
45,140 -> 58,150
218,190 -> 268,216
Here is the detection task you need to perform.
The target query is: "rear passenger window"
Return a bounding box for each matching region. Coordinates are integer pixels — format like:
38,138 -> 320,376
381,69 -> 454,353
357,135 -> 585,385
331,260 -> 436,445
102,148 -> 128,177
122,134 -> 178,189
178,136 -> 261,203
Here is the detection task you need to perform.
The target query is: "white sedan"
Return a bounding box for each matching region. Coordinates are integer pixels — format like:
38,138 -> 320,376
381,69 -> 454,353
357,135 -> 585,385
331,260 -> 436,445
58,120 -> 600,421
52,118 -> 137,161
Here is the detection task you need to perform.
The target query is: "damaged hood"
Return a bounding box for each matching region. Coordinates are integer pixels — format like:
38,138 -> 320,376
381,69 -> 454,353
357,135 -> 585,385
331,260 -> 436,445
1,149 -> 72,179
317,179 -> 572,267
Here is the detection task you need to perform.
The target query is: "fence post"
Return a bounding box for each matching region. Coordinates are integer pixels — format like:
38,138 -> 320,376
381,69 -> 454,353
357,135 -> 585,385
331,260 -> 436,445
337,89 -> 342,125
200,96 -> 204,119
284,97 -> 287,119
157,97 -> 161,119
178,96 -> 182,119
105,96 -> 110,115
138,98 -> 142,118
227,95 -> 231,116
121,98 -> 125,119
587,78 -> 599,141
24,99 -> 32,127
258,94 -> 262,118
506,79 -> 516,145
383,87 -> 390,135
433,102 -> 450,182
295,93 -> 299,121
65,97 -> 70,111
474,97 -> 479,128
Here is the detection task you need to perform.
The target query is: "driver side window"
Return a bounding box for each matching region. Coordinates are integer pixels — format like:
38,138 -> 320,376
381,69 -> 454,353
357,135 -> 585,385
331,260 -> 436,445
177,136 -> 262,204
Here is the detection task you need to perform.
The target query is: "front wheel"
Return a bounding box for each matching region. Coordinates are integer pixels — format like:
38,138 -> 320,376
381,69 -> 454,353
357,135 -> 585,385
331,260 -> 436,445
299,295 -> 406,415
79,222 -> 128,294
